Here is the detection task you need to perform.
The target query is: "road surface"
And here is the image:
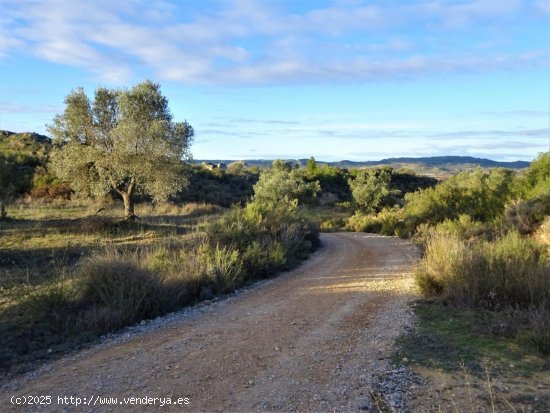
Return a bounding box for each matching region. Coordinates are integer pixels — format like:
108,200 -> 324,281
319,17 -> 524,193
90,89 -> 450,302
1,233 -> 419,412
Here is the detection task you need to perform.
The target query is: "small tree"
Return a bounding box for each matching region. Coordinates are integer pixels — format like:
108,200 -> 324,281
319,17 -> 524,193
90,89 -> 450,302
49,81 -> 193,219
0,153 -> 18,219
305,156 -> 318,176
349,169 -> 392,213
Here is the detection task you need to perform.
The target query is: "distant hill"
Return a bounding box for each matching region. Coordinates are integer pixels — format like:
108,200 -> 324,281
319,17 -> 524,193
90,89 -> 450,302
0,130 -> 53,197
195,156 -> 530,174
342,156 -> 529,169
0,130 -> 51,159
1,131 -> 530,174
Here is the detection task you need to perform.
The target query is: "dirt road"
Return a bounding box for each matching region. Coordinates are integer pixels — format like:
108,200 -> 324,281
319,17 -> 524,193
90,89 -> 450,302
1,233 -> 419,412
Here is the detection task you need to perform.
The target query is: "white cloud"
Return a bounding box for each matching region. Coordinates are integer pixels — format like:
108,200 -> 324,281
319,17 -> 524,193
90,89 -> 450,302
0,102 -> 62,113
1,0 -> 548,84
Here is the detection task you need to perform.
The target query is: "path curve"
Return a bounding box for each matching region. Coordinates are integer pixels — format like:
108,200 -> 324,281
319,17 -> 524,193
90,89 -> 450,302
1,233 -> 419,412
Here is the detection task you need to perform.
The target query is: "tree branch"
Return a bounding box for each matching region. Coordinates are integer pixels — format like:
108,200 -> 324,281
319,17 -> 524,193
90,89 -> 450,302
107,175 -> 123,196
128,177 -> 136,195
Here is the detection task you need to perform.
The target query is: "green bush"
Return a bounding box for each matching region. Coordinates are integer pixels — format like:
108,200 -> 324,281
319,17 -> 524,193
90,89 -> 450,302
319,217 -> 345,232
346,212 -> 380,233
205,205 -> 319,280
346,208 -> 401,236
414,214 -> 493,245
513,152 -> 550,200
251,160 -> 320,213
348,169 -> 393,213
403,168 -> 514,233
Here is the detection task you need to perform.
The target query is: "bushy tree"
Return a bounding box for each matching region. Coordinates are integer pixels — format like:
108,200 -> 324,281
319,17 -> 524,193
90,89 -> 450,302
49,80 -> 193,219
349,169 -> 392,213
251,160 -> 320,213
403,167 -> 514,228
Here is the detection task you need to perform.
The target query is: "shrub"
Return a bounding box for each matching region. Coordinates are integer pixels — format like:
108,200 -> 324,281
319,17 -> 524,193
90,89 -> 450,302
414,215 -> 493,245
205,205 -> 319,280
198,244 -> 243,295
513,152 -> 550,199
77,252 -> 163,328
30,183 -> 72,201
346,212 -> 379,233
415,230 -> 550,309
346,208 -> 401,236
504,195 -> 550,234
403,168 -> 514,232
251,160 -> 320,213
319,217 -> 345,232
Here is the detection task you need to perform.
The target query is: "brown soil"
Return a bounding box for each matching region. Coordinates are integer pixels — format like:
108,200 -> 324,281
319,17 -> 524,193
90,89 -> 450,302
0,233 -> 419,412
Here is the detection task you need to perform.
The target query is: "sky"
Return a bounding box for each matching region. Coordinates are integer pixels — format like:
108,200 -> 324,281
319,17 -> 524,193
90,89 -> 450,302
0,0 -> 549,162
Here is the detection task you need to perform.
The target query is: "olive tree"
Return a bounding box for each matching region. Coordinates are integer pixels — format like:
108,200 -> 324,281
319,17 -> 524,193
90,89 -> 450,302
349,169 -> 392,213
49,81 -> 193,219
251,160 -> 320,213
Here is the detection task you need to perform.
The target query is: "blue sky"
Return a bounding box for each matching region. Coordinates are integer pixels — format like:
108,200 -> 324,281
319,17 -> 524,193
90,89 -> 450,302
0,0 -> 549,161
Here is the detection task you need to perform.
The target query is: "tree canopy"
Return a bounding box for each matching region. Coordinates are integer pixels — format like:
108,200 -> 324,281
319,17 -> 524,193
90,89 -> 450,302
250,160 -> 320,213
349,169 -> 392,213
515,152 -> 550,199
49,80 -> 193,218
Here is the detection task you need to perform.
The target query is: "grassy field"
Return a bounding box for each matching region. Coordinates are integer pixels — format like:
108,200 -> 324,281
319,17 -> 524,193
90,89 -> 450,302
1,200 -> 221,291
1,201 -> 226,371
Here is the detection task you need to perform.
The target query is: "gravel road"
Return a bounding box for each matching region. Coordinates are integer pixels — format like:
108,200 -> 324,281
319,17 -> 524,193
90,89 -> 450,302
1,233 -> 419,412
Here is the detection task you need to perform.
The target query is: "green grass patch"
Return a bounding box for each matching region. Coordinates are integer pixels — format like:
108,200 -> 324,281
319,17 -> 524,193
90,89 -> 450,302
395,300 -> 550,376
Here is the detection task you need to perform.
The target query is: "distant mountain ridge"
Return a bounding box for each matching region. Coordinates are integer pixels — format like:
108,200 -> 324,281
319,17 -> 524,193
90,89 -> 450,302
332,156 -> 530,169
0,130 -> 51,144
195,156 -> 530,170
0,130 -> 530,171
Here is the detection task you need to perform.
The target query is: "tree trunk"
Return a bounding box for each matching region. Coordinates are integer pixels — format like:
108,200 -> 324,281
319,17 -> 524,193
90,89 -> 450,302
0,199 -> 6,220
121,192 -> 135,220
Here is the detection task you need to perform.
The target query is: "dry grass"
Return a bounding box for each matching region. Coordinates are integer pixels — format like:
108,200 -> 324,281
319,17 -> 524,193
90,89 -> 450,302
415,230 -> 550,310
0,201 -> 317,374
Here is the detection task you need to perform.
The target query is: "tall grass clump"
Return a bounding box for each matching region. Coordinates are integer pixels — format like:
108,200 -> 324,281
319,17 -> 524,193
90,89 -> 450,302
198,244 -> 243,296
345,208 -> 401,236
415,230 -> 550,310
78,251 -> 164,329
